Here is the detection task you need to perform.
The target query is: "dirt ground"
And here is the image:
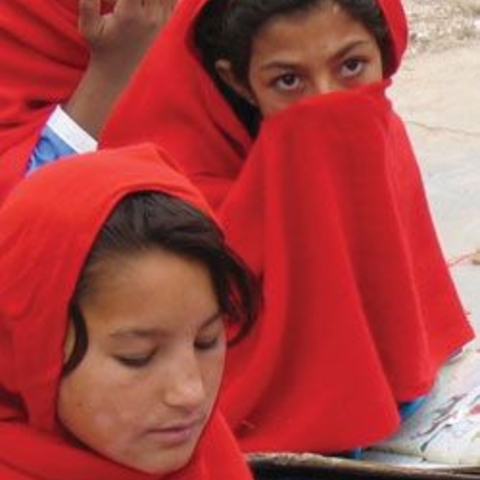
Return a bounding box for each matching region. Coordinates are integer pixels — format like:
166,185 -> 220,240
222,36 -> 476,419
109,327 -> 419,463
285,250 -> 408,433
391,0 -> 480,184
402,0 -> 480,55
364,4 -> 480,466
380,0 -> 480,155
390,1 -> 480,341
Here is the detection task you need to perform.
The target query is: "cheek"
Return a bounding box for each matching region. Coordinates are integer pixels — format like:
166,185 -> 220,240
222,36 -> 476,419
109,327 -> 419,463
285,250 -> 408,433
205,345 -> 227,403
248,78 -> 297,117
247,73 -> 273,115
57,361 -> 142,449
369,52 -> 384,81
258,96 -> 296,117
369,65 -> 383,83
249,87 -> 282,117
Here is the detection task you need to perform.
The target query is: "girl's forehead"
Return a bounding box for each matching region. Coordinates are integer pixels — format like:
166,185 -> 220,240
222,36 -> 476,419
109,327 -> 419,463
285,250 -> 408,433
253,2 -> 377,51
81,250 -> 219,334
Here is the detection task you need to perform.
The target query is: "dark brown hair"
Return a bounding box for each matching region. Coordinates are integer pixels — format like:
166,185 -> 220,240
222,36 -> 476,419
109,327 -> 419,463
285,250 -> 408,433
194,0 -> 393,133
64,192 -> 260,375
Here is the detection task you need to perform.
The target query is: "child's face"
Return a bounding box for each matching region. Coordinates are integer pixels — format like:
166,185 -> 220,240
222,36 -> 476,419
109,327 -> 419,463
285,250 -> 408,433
58,248 -> 225,474
221,1 -> 383,117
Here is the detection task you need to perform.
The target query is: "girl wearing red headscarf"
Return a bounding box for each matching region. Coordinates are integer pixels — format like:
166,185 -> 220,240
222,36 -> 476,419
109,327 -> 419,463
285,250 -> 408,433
0,143 -> 259,479
0,0 -> 474,455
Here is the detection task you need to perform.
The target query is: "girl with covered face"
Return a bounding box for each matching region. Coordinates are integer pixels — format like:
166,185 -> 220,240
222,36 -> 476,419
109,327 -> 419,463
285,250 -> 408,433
0,143 -> 259,478
0,0 -> 474,456
195,0 -> 393,127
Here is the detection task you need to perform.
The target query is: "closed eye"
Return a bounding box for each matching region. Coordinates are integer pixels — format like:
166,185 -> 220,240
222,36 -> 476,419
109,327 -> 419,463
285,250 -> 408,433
115,351 -> 155,368
194,336 -> 221,351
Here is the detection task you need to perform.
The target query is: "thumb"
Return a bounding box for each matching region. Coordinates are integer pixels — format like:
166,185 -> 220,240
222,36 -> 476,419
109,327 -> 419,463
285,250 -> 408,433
78,0 -> 102,40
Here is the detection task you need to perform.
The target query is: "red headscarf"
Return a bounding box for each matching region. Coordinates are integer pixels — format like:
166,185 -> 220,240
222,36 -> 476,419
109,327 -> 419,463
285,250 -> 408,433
0,143 -> 253,480
0,0 -> 474,454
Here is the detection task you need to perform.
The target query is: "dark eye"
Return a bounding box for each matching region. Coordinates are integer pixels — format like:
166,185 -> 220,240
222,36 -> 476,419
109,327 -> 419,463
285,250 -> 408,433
115,353 -> 154,368
340,58 -> 365,78
275,74 -> 302,91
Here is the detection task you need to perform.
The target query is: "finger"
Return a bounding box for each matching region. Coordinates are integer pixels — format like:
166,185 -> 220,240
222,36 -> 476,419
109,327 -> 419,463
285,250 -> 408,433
144,0 -> 177,22
114,0 -> 144,16
78,0 -> 102,38
166,0 -> 178,16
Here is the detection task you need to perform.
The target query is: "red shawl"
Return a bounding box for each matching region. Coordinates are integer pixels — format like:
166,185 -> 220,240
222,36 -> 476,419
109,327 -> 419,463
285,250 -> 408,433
216,83 -> 474,452
0,143 -> 253,480
0,0 -> 474,454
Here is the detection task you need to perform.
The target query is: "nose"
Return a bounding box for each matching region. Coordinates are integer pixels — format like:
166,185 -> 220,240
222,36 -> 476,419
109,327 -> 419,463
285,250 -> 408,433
163,349 -> 206,411
311,75 -> 342,96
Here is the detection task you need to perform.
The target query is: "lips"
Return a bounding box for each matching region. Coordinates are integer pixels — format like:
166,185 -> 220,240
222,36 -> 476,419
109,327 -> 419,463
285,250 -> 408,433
145,417 -> 205,447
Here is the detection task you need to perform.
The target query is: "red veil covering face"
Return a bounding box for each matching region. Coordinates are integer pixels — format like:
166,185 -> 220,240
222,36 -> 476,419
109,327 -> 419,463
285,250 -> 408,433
0,144 -> 253,480
0,0 -> 475,453
216,85 -> 474,452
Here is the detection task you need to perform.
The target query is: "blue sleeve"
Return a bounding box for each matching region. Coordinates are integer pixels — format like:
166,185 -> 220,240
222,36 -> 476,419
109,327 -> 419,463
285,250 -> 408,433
28,125 -> 77,173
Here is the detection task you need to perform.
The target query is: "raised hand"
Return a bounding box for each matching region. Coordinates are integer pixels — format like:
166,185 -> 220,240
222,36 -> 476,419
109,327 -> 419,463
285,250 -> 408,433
64,0 -> 177,138
79,0 -> 176,80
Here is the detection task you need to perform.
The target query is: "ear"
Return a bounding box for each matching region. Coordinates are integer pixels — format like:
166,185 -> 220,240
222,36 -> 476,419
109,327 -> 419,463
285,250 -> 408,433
63,321 -> 76,364
215,59 -> 258,106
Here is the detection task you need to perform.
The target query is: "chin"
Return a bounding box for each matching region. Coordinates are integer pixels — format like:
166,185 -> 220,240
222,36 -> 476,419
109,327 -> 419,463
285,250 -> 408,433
130,442 -> 198,475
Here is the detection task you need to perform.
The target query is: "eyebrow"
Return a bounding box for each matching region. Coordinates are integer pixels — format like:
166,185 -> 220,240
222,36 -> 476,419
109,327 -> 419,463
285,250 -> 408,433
331,40 -> 372,61
109,311 -> 223,340
259,40 -> 372,72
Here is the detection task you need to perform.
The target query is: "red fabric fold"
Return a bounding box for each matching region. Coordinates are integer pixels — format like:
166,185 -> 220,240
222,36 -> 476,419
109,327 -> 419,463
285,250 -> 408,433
102,0 -> 253,209
0,0 -> 88,202
217,85 -> 473,452
0,143 -> 253,480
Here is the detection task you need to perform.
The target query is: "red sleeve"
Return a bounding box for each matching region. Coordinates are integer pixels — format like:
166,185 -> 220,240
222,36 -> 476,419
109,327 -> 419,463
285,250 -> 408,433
0,0 -> 88,202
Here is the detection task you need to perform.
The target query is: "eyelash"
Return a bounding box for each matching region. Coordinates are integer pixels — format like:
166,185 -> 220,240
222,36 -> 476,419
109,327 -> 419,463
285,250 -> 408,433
273,74 -> 302,92
271,56 -> 369,89
194,336 -> 220,351
115,352 -> 155,368
340,57 -> 367,77
114,336 -> 221,368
